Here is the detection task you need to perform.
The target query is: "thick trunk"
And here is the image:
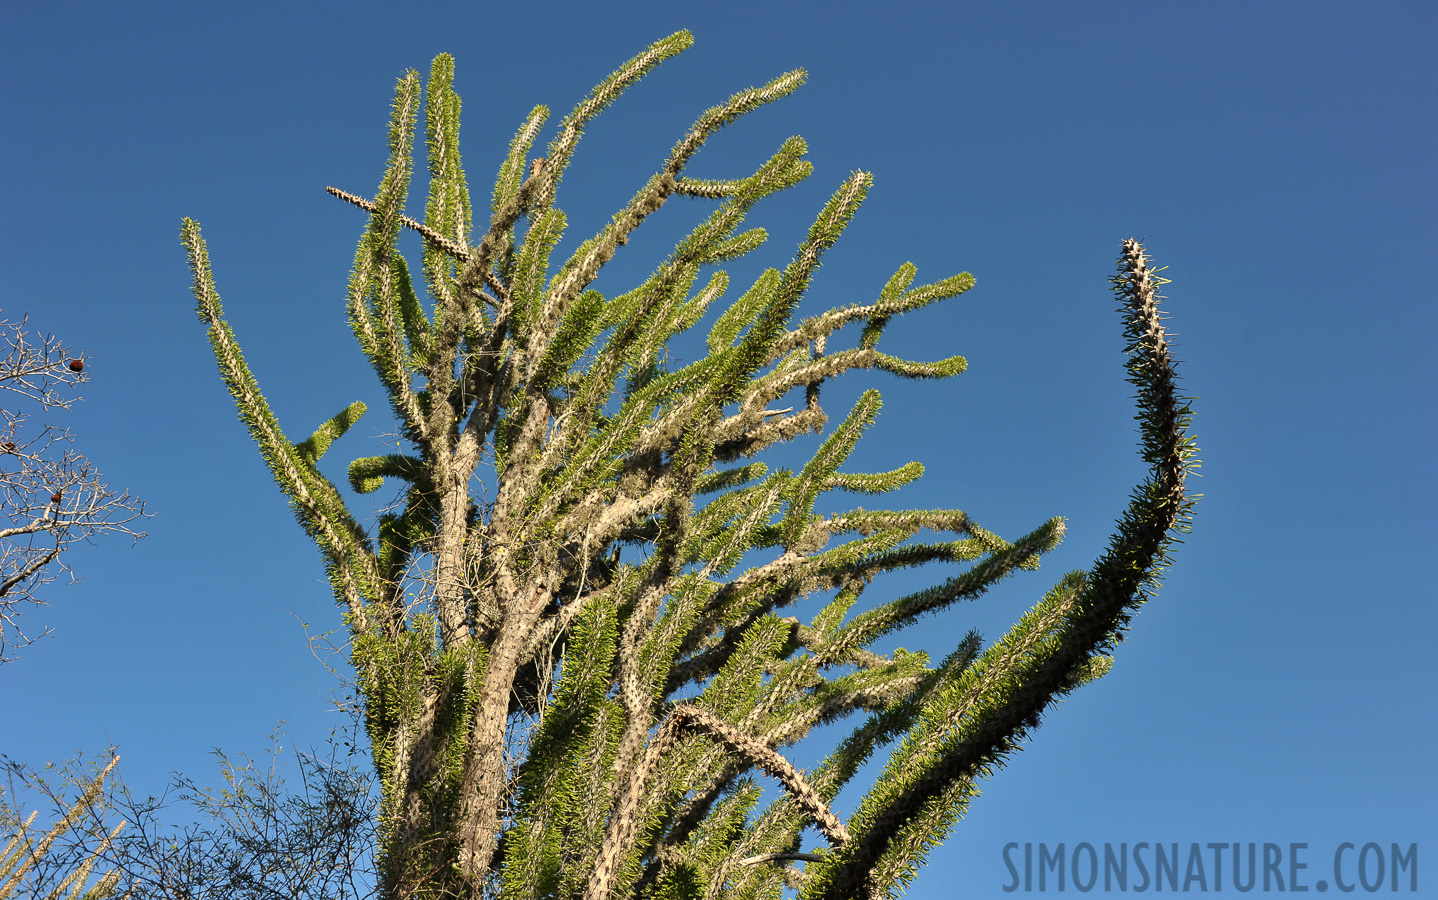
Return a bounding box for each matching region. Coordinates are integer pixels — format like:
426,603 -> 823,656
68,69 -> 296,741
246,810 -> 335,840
454,579 -> 550,883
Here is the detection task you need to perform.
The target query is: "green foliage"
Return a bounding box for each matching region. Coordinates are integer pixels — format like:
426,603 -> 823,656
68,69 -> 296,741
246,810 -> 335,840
184,31 -> 1195,900
295,401 -> 368,464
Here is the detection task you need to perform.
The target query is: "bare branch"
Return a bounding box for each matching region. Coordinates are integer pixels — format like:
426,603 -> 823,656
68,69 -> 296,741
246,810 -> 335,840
670,705 -> 851,847
740,851 -> 824,866
0,315 -> 147,662
0,313 -> 86,410
326,186 -> 503,308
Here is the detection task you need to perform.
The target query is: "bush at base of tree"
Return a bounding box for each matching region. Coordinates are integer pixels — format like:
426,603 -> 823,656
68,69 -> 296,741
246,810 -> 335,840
3,724 -> 379,900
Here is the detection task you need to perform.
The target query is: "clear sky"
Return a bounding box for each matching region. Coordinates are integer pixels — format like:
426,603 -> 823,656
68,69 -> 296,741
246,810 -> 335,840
4,2 -> 1435,896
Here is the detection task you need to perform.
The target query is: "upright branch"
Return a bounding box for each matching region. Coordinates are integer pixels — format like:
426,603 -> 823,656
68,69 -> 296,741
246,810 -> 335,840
0,315 -> 147,662
184,33 -> 1196,900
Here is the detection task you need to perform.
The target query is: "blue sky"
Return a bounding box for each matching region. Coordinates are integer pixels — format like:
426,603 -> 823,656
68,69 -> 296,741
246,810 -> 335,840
4,1 -> 1434,896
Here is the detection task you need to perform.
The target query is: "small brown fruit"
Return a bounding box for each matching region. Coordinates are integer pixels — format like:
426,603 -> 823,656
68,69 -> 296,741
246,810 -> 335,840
68,359 -> 84,372
50,492 -> 62,503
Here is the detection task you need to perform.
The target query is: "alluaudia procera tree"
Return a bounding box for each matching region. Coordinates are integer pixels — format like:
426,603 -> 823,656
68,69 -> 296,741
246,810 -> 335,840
181,31 -> 1196,900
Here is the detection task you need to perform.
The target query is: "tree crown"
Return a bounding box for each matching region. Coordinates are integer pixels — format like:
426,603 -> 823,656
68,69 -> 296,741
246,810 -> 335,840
182,31 -> 1195,899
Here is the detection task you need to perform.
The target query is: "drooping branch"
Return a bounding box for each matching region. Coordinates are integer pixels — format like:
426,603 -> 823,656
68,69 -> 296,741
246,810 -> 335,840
805,240 -> 1197,900
585,702 -> 851,900
671,706 -> 849,846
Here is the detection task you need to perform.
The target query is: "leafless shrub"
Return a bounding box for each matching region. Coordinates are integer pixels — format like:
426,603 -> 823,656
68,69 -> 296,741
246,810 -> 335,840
2,723 -> 379,900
